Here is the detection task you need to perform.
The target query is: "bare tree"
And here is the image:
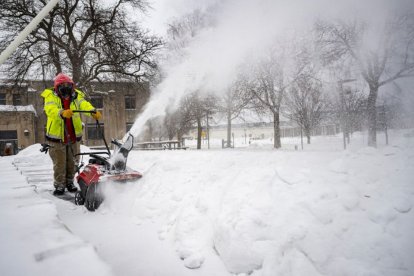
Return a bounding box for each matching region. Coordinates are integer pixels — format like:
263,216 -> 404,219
340,84 -> 367,140
285,72 -> 326,144
162,9 -> 218,149
316,14 -> 414,147
217,78 -> 252,148
387,80 -> 414,129
163,92 -> 216,149
166,9 -> 210,54
189,93 -> 217,149
246,43 -> 304,149
164,8 -> 216,70
164,111 -> 180,141
144,116 -> 167,141
0,0 -> 163,86
164,99 -> 195,141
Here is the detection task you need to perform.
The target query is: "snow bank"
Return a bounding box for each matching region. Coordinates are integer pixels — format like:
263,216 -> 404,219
111,130 -> 414,275
1,130 -> 413,276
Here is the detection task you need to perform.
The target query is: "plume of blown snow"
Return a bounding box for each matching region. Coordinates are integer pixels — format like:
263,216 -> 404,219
127,0 -> 413,139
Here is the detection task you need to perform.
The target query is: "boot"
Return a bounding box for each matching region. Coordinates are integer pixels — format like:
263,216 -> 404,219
66,182 -> 78,193
53,186 -> 65,196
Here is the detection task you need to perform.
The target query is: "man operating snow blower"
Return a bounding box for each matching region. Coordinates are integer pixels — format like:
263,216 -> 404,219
41,73 -> 102,196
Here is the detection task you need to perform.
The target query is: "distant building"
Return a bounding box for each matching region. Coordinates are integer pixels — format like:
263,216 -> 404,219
0,80 -> 149,156
189,121 -> 339,143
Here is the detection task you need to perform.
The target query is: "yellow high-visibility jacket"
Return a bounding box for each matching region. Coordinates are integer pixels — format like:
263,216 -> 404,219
41,88 -> 95,142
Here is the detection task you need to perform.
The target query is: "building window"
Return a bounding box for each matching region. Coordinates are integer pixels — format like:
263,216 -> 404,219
0,93 -> 6,105
90,96 -> 103,109
87,123 -> 104,140
125,95 -> 136,109
126,122 -> 134,132
13,94 -> 22,106
0,130 -> 18,139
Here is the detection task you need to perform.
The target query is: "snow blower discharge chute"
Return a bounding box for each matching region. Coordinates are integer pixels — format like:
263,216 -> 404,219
68,110 -> 142,211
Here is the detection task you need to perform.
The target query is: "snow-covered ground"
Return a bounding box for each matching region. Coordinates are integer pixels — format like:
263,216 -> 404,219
1,130 -> 413,276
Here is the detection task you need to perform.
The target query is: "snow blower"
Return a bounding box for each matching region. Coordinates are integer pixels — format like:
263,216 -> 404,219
73,111 -> 142,211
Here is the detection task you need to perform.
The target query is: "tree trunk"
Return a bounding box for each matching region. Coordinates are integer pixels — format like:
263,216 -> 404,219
226,110 -> 232,148
367,83 -> 378,147
50,47 -> 62,74
197,117 -> 202,149
177,131 -> 183,145
304,127 -> 311,144
273,112 -> 281,148
71,56 -> 83,85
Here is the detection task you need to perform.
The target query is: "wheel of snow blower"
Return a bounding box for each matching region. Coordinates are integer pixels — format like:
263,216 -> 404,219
84,183 -> 103,212
77,179 -> 88,198
74,191 -> 85,205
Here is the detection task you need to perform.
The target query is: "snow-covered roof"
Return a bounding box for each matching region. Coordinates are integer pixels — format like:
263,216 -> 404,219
0,80 -> 28,87
0,104 -> 37,116
91,90 -> 116,95
0,81 -> 38,93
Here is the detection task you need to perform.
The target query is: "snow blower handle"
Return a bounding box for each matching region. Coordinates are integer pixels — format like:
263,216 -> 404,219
72,110 -> 99,122
71,110 -> 111,156
71,110 -> 96,114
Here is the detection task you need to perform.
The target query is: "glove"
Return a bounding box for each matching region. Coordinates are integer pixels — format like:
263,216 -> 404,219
61,109 -> 73,119
91,111 -> 102,120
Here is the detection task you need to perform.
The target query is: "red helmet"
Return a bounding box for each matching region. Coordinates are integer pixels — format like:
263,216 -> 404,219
54,73 -> 74,90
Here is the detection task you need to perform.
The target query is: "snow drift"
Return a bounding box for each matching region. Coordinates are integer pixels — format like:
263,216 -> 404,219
1,130 -> 414,275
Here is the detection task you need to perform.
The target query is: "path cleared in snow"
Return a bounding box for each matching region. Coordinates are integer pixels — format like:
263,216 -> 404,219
0,153 -> 111,276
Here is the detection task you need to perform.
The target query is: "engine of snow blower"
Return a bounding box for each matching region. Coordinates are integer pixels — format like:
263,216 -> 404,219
75,133 -> 142,211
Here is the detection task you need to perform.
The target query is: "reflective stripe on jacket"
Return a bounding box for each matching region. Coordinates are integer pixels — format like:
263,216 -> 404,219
41,88 -> 95,142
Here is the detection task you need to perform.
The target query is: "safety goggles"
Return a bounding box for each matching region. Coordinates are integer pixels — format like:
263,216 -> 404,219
58,83 -> 73,98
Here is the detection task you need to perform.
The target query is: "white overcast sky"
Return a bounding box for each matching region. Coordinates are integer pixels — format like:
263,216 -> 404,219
120,0 -> 414,36
139,0 -> 218,35
102,0 -> 212,35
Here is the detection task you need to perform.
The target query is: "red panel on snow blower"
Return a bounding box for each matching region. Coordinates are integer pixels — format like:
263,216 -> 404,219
77,163 -> 143,186
77,164 -> 102,186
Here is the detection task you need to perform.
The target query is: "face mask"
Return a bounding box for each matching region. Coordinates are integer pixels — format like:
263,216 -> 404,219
58,83 -> 73,99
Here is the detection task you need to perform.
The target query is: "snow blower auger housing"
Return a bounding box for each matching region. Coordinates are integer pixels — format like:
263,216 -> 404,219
73,112 -> 142,211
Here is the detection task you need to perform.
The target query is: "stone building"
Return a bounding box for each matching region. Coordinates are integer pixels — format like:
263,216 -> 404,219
0,80 -> 149,156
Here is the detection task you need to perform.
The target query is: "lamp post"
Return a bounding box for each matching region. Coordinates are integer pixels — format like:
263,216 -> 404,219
206,112 -> 210,149
0,0 -> 60,65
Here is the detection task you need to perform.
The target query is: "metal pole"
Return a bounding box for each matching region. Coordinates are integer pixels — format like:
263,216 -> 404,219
206,113 -> 210,149
383,102 -> 389,145
342,107 -> 346,150
339,82 -> 347,150
0,0 -> 60,65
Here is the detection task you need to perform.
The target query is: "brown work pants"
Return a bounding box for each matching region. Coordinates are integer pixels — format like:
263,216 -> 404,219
48,141 -> 80,189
